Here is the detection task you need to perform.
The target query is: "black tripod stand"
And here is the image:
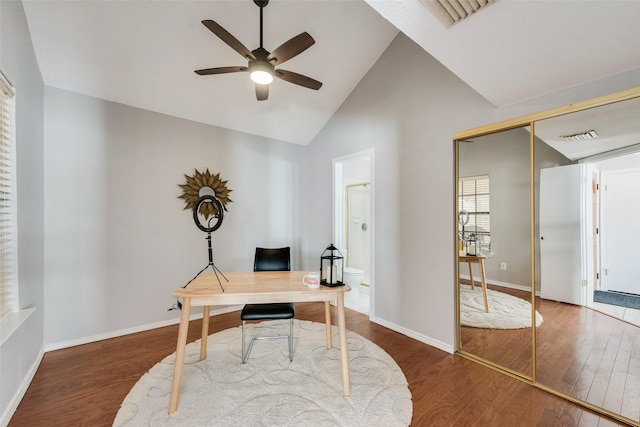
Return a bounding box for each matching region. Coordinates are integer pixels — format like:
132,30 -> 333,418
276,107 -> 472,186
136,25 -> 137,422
186,231 -> 228,291
184,195 -> 228,291
169,195 -> 228,311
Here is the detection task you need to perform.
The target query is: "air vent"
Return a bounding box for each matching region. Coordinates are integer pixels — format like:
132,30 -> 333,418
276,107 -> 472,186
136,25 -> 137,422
421,0 -> 496,27
559,130 -> 599,142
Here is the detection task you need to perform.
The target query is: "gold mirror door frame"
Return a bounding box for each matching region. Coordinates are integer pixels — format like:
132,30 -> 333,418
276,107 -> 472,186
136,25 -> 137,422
456,126 -> 535,380
455,86 -> 640,427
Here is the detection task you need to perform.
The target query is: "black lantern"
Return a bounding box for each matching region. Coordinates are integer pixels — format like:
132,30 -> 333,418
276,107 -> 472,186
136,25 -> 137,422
466,234 -> 480,256
320,244 -> 344,287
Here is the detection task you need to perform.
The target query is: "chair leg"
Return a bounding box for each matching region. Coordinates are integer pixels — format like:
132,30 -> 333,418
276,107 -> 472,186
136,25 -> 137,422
242,320 -> 293,364
289,318 -> 293,362
242,320 -> 246,364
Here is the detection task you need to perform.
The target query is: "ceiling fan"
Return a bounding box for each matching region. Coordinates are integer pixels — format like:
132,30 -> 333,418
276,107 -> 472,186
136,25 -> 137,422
194,0 -> 323,101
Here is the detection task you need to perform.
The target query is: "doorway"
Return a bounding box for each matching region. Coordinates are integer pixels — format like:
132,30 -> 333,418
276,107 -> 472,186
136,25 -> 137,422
600,168 -> 640,295
334,150 -> 373,316
587,156 -> 640,325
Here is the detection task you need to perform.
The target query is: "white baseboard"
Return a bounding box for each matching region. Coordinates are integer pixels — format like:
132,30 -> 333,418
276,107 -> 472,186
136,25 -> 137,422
44,305 -> 243,352
459,275 -> 538,295
369,315 -> 455,354
3,306 -> 243,426
1,347 -> 44,427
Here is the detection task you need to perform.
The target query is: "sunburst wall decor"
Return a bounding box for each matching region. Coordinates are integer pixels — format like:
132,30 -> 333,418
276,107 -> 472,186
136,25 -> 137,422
178,168 -> 233,220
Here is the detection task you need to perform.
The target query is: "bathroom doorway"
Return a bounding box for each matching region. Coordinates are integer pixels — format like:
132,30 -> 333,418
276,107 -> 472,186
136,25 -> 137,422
334,150 -> 373,315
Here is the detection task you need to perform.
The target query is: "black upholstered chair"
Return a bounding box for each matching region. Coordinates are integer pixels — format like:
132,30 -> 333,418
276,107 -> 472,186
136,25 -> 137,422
241,247 -> 294,363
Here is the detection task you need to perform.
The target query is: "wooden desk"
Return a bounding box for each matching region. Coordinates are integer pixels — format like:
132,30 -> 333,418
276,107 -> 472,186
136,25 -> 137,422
168,271 -> 351,414
459,255 -> 489,313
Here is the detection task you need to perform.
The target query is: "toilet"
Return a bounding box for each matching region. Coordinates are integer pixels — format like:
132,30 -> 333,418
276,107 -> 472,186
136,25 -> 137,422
343,267 -> 364,288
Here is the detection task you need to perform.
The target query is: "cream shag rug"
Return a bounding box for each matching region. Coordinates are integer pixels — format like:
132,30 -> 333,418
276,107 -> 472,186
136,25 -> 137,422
460,284 -> 543,329
114,319 -> 412,426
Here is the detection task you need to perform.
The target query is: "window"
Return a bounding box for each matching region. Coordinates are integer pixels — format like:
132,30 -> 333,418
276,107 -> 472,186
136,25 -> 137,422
0,71 -> 17,320
458,175 -> 491,253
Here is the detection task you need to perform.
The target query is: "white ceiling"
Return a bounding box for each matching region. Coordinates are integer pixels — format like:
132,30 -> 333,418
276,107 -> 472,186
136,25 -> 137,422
535,96 -> 640,161
22,0 -> 399,145
22,0 -> 640,147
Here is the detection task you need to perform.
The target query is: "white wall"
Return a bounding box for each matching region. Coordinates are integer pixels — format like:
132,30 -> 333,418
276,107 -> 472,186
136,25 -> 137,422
43,88 -> 304,346
301,32 -> 640,353
0,0 -> 46,423
459,128 -> 532,289
591,151 -> 640,171
302,34 -> 498,351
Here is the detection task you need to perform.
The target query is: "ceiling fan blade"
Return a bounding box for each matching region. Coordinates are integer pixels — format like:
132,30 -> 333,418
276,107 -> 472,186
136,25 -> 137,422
201,20 -> 257,61
275,69 -> 322,90
255,84 -> 269,101
194,66 -> 248,75
267,32 -> 315,65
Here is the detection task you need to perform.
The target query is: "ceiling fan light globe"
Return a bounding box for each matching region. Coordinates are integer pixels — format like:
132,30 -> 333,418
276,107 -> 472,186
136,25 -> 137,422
250,70 -> 273,85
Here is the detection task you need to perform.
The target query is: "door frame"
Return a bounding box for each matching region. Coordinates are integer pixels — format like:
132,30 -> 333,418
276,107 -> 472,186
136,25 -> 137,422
333,149 -> 374,316
599,167 -> 640,294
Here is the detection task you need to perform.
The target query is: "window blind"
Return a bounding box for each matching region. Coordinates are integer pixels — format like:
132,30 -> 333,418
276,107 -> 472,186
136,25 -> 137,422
459,175 -> 491,252
0,72 -> 17,320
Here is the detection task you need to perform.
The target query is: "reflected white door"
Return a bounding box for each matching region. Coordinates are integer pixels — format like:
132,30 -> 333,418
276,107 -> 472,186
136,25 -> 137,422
540,164 -> 584,305
601,169 -> 640,295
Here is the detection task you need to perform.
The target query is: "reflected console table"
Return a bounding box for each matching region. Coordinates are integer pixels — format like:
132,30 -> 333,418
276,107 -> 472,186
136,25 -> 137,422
459,255 -> 489,313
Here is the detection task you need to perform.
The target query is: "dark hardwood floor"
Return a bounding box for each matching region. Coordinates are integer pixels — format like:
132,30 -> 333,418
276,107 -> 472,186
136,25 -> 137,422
462,285 -> 640,426
9,302 -> 630,426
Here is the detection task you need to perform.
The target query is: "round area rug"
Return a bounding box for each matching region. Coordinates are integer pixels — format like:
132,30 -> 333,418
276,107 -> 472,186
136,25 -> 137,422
113,319 -> 412,426
460,284 -> 543,329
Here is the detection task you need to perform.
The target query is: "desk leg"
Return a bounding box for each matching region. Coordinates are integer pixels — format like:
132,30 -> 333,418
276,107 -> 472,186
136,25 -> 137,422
336,292 -> 350,397
200,305 -> 210,361
324,301 -> 332,349
478,260 -> 489,313
467,262 -> 475,290
169,297 -> 191,414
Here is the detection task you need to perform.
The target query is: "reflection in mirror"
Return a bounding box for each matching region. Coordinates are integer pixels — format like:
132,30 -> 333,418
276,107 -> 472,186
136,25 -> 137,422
534,97 -> 640,423
457,127 -> 534,377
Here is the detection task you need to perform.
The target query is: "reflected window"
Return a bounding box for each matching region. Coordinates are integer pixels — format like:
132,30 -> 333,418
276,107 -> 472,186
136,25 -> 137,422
458,175 -> 491,253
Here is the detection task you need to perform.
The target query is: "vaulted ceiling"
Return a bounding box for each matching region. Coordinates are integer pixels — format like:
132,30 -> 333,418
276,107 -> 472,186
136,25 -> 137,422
23,0 -> 640,147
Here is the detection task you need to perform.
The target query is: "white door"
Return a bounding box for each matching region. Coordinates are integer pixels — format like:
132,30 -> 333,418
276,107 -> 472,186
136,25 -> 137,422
601,169 -> 640,295
347,184 -> 370,282
540,164 -> 584,305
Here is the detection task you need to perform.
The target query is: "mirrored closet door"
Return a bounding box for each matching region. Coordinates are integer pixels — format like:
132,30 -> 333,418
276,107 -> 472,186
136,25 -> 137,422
455,87 -> 640,426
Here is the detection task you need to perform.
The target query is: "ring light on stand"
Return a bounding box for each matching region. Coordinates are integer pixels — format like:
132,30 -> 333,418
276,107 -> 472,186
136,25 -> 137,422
193,194 -> 224,233
185,194 -> 228,291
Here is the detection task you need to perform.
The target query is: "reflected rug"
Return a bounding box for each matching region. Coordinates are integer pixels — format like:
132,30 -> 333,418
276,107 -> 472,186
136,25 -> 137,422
113,319 -> 412,426
460,284 -> 543,329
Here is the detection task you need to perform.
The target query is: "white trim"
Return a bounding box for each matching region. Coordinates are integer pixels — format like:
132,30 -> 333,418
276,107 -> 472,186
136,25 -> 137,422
0,347 -> 44,427
370,315 -> 454,354
332,159 -> 344,248
0,307 -> 35,346
44,305 -> 242,352
0,71 -> 14,98
458,276 -> 535,294
599,167 -> 640,295
333,148 -> 375,318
